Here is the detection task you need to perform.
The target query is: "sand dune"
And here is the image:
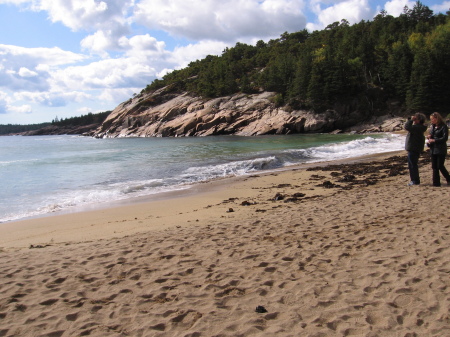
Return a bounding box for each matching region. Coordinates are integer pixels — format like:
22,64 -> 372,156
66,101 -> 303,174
0,154 -> 449,337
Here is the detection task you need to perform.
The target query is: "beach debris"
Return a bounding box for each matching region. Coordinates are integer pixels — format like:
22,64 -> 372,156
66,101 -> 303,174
276,183 -> 291,188
255,305 -> 268,313
29,244 -> 51,249
273,192 -> 285,201
387,167 -> 404,176
282,192 -> 308,203
14,304 -> 27,312
241,200 -> 256,206
309,174 -> 326,180
360,179 -> 378,186
227,208 -> 234,213
317,181 -> 340,188
338,174 -> 356,182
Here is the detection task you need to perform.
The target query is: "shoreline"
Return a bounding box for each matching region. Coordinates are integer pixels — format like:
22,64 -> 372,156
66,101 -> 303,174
3,146 -> 404,224
1,150 -> 403,250
1,132 -> 405,225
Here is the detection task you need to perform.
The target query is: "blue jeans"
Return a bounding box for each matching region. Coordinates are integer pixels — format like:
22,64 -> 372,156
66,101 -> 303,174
407,151 -> 421,184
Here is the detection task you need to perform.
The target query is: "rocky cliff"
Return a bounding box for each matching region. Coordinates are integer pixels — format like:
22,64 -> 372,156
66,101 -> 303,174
19,123 -> 101,136
90,87 -> 404,138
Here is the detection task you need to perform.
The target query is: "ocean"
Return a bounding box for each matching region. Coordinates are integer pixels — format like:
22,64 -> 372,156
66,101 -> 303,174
0,133 -> 405,223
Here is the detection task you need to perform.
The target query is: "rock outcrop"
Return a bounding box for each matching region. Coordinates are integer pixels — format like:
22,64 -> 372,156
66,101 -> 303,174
90,87 -> 405,138
20,124 -> 101,136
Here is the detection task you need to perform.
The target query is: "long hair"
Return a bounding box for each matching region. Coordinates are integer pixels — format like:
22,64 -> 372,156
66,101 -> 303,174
430,112 -> 445,127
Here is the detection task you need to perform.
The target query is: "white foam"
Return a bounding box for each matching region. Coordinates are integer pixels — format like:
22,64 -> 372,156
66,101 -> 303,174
288,134 -> 404,163
0,133 -> 406,223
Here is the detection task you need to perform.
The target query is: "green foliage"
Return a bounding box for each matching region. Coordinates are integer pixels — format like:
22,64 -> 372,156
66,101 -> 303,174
141,1 -> 449,114
0,111 -> 111,134
51,111 -> 111,127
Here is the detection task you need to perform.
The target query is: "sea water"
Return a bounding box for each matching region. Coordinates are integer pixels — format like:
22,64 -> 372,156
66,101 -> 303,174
0,133 -> 405,223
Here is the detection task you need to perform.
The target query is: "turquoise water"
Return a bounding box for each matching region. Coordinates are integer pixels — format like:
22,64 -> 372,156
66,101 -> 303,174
0,133 -> 405,222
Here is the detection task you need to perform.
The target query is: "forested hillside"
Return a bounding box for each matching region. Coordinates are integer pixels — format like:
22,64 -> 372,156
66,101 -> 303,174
0,111 -> 110,135
0,123 -> 51,135
51,111 -> 111,127
144,2 -> 449,115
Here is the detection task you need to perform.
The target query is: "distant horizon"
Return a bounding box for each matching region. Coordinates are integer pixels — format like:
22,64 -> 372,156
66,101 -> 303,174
1,109 -> 110,127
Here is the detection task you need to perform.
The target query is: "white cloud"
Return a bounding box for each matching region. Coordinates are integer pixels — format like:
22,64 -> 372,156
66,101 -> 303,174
0,44 -> 86,92
125,35 -> 166,53
306,0 -> 373,31
0,90 -> 32,115
52,36 -> 226,93
51,57 -> 158,91
384,0 -> 415,16
7,104 -> 32,114
170,40 -> 228,69
0,0 -> 29,4
81,31 -> 169,58
35,0 -> 132,32
0,44 -> 85,66
431,1 -> 450,13
13,91 -> 91,107
134,0 -> 307,42
0,91 -> 11,114
98,88 -> 139,103
76,106 -> 94,114
0,34 -> 226,114
80,31 -> 114,57
31,0 -> 134,57
18,67 -> 38,78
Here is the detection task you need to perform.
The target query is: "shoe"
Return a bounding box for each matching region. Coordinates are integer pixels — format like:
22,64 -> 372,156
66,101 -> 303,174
408,181 -> 419,186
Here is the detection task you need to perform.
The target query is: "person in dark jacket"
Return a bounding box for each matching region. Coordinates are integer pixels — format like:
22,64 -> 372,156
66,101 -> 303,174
404,113 -> 427,186
427,112 -> 450,187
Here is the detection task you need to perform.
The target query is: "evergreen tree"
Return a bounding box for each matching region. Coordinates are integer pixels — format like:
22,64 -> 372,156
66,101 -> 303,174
140,2 -> 449,116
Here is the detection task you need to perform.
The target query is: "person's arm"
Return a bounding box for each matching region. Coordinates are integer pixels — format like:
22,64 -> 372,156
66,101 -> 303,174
432,126 -> 448,144
404,119 -> 413,131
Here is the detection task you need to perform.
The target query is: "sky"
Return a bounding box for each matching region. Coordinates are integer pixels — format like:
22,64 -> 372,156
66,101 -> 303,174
0,0 -> 448,124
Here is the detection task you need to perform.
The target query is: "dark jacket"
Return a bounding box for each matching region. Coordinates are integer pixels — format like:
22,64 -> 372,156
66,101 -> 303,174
429,124 -> 449,155
404,119 -> 427,153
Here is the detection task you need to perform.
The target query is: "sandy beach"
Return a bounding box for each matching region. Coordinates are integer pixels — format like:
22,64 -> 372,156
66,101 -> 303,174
0,151 -> 449,337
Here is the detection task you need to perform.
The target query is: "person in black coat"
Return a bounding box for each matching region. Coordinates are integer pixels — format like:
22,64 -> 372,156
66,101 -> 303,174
404,113 -> 427,186
427,112 -> 450,187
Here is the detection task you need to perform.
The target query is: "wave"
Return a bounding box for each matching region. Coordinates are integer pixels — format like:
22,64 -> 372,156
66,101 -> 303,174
0,158 -> 39,167
288,134 -> 404,163
0,134 -> 405,223
177,134 -> 405,183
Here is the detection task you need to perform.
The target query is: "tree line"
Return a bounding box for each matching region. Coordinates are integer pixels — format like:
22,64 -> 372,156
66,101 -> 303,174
0,111 -> 111,135
0,123 -> 52,135
51,111 -> 111,127
144,1 -> 449,116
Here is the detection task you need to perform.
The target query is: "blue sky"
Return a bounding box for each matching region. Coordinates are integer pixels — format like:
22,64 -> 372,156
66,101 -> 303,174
0,0 -> 448,124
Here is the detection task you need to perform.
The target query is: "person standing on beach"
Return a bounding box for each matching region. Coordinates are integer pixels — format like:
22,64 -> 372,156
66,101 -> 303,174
404,113 -> 427,186
427,112 -> 450,187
